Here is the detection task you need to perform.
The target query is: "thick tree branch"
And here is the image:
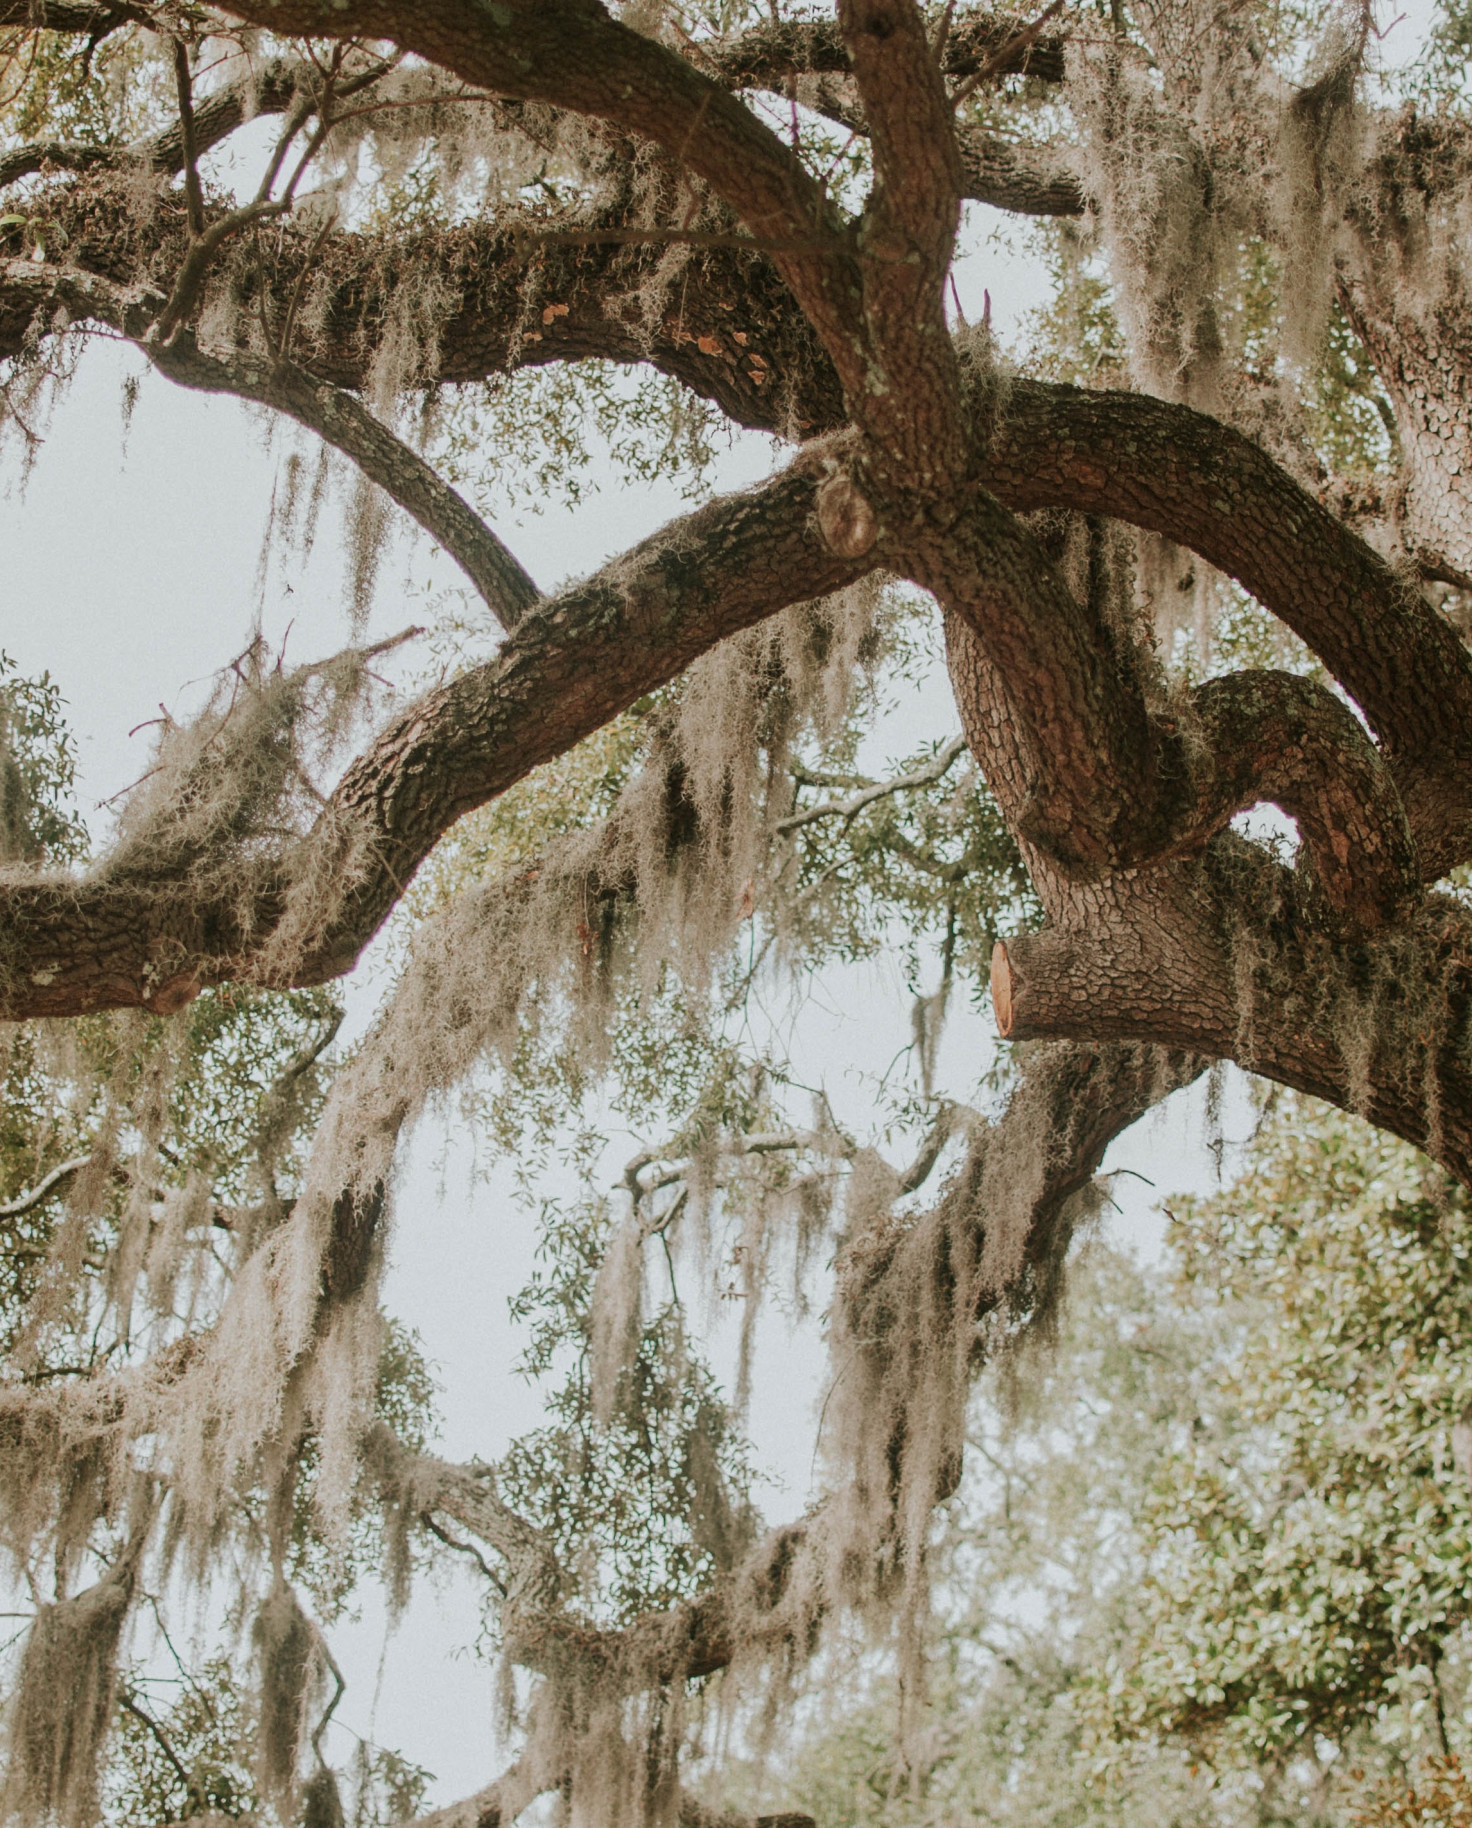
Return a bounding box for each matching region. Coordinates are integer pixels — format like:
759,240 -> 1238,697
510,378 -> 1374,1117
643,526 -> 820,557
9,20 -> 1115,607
0,1 -> 145,32
0,444 -> 871,1018
407,1758 -> 554,1828
27,207 -> 1448,883
838,0 -> 966,489
958,126 -> 1083,213
211,0 -> 874,404
913,495 -> 1180,874
0,171 -> 845,433
14,209 -> 1466,888
967,377 -> 1472,876
702,11 -> 1066,90
1181,670 -> 1419,926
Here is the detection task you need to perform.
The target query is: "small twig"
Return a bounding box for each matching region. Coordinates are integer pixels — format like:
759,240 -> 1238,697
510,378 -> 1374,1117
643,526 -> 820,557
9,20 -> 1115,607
310,1632 -> 346,1761
817,128 -> 860,189
119,1692 -> 193,1794
255,91 -> 316,204
144,1593 -> 223,1728
274,204 -> 337,364
424,1515 -> 507,1594
776,735 -> 967,834
171,39 -> 205,238
1101,1166 -> 1156,1187
950,0 -> 1066,110
933,0 -> 961,63
274,1010 -> 344,1091
0,1154 -> 90,1221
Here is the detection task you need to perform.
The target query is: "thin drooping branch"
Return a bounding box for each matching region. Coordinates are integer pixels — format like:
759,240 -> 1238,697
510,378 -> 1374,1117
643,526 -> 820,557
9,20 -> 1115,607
150,337 -> 540,628
775,734 -> 967,833
0,441 -> 872,1019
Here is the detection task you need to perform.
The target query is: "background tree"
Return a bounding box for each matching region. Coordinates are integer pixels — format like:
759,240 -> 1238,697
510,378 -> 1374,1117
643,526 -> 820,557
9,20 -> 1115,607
764,1098 -> 1472,1828
7,0 -> 1472,1819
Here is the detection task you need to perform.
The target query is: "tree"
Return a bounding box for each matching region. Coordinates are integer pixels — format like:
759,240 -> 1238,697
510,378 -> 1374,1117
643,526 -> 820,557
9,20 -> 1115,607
6,0 -> 1472,1819
771,1098 -> 1472,1828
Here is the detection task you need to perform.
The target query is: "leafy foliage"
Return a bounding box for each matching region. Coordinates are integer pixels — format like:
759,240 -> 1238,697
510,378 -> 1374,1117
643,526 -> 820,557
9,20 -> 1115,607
0,653 -> 88,866
1103,1106 -> 1472,1764
503,1193 -> 757,1622
755,1099 -> 1472,1827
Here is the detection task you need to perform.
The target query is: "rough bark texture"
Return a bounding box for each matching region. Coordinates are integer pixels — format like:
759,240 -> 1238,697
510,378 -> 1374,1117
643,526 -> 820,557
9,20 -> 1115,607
2,0 -> 1471,1183
12,2 -> 1472,1814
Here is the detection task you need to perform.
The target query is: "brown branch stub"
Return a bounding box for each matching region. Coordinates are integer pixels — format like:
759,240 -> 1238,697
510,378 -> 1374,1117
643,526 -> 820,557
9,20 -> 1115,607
990,939 -> 1014,1037
815,472 -> 878,556
989,841 -> 1472,1184
703,9 -> 1067,90
923,496 -> 1177,875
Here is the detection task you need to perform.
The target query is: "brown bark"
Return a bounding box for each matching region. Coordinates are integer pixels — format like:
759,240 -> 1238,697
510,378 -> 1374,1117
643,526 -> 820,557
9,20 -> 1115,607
5,1 -> 1472,1184
0,443 -> 869,1019
1335,113 -> 1472,587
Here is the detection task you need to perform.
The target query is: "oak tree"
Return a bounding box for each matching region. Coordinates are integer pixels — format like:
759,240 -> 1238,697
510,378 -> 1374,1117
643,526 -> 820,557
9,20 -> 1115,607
5,0 -> 1472,1819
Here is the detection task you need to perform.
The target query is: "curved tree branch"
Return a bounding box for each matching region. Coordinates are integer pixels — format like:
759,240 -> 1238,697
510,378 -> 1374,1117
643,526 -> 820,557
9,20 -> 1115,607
967,377 -> 1472,875
210,0 -> 872,403
1182,669 -> 1419,926
0,1155 -> 90,1220
958,127 -> 1083,213
0,441 -> 871,1019
149,336 -> 540,628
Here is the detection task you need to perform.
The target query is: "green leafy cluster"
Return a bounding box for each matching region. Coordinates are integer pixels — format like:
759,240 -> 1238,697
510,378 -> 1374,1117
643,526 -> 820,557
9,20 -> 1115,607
0,652 -> 88,865
749,1100 -> 1472,1828
503,1191 -> 758,1623
1105,1110 -> 1472,1763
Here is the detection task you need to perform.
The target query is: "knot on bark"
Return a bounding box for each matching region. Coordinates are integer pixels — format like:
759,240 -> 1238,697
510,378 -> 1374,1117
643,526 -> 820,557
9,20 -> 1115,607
816,473 -> 877,556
